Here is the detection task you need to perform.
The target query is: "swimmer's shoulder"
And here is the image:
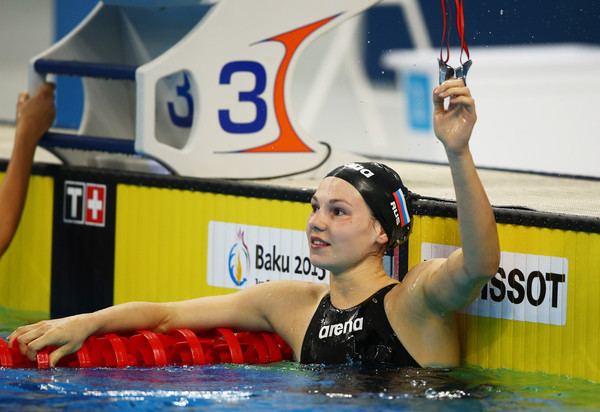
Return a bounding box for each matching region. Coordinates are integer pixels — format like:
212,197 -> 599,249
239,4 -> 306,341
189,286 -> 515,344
247,280 -> 329,334
246,279 -> 328,307
387,258 -> 446,311
403,258 -> 446,285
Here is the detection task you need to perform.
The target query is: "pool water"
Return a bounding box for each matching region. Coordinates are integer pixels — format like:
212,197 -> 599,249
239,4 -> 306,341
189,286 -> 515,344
1,363 -> 600,411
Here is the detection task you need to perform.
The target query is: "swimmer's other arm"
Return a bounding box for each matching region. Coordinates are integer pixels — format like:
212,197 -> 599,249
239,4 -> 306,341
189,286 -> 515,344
8,280 -> 314,367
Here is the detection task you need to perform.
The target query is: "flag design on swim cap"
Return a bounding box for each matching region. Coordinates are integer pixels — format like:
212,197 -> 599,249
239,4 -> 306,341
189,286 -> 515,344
392,188 -> 410,227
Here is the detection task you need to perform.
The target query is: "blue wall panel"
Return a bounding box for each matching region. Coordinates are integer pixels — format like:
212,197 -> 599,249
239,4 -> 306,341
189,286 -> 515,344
54,0 -> 98,128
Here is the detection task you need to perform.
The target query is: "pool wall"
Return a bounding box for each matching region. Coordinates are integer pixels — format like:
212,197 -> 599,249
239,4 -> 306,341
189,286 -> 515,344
1,162 -> 599,382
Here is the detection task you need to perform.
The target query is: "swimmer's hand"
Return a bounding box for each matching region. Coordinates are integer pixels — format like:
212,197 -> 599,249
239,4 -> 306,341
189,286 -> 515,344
432,79 -> 477,155
8,314 -> 95,367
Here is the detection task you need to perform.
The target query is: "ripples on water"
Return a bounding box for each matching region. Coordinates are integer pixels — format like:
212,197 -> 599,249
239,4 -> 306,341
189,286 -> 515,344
1,363 -> 599,411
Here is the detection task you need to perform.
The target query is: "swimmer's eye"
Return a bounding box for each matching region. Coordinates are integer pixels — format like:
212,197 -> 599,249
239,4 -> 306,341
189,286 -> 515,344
333,207 -> 346,216
310,203 -> 319,213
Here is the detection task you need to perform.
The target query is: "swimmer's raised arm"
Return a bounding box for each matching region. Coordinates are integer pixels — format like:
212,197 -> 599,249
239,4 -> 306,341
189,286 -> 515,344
0,83 -> 55,256
8,280 -> 322,367
421,79 -> 500,312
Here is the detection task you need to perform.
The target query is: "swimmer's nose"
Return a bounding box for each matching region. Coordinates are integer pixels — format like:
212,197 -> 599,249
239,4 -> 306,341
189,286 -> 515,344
308,209 -> 326,232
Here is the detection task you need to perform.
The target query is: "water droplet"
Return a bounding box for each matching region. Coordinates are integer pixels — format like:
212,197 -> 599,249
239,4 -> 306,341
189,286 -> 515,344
425,388 -> 438,399
500,9 -> 504,16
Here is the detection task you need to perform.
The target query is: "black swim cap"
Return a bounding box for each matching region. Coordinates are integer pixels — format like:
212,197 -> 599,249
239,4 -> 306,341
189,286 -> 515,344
326,162 -> 412,249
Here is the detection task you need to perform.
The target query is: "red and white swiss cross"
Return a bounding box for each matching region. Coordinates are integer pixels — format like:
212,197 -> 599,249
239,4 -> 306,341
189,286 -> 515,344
85,184 -> 106,226
64,181 -> 107,227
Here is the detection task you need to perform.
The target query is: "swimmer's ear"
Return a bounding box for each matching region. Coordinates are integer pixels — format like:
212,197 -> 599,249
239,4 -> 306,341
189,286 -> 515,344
372,220 -> 388,247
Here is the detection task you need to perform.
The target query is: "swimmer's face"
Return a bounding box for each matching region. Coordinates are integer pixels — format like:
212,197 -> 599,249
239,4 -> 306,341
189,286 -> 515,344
307,177 -> 388,274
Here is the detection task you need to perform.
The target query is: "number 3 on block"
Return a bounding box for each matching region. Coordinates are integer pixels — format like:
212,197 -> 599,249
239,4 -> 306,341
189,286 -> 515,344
218,61 -> 268,134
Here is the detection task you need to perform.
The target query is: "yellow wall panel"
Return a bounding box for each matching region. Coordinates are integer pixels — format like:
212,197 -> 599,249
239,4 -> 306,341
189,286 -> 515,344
114,184 -> 310,304
0,174 -> 53,327
410,215 -> 600,382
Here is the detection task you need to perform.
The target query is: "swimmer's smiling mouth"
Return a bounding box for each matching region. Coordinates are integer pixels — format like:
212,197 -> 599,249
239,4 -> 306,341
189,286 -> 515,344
310,236 -> 330,248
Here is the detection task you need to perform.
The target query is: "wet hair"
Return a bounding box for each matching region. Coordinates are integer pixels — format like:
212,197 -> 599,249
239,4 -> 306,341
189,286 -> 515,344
325,162 -> 412,249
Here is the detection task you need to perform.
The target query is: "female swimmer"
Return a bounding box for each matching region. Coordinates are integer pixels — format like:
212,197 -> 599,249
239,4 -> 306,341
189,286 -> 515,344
9,79 -> 499,367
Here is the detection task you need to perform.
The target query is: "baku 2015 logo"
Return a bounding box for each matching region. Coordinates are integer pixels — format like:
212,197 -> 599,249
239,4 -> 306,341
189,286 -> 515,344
228,229 -> 251,286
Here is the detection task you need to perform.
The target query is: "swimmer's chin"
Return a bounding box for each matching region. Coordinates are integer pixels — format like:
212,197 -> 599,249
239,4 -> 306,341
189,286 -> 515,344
308,255 -> 331,272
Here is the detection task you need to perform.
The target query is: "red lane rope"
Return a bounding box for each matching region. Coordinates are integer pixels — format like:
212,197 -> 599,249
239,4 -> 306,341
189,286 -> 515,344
1,328 -> 293,369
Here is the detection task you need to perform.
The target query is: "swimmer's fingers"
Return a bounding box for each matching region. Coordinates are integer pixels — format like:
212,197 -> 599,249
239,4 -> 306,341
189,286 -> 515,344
7,323 -> 34,344
10,322 -> 52,359
435,82 -> 471,100
49,344 -> 79,368
439,78 -> 467,91
8,321 -> 45,346
26,327 -> 77,365
447,95 -> 476,114
432,88 -> 445,111
434,84 -> 475,116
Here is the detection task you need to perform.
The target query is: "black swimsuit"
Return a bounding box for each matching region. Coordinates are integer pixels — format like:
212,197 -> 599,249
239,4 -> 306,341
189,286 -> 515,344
300,284 -> 420,366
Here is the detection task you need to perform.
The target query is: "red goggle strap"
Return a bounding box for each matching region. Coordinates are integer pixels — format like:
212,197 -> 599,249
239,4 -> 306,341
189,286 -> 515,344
440,0 -> 470,64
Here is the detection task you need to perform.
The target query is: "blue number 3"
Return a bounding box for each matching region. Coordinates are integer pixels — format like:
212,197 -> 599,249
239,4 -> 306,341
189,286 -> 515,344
168,72 -> 194,128
219,61 -> 267,134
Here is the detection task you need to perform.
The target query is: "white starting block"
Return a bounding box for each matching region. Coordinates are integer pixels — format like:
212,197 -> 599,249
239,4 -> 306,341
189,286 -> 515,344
31,0 -> 380,178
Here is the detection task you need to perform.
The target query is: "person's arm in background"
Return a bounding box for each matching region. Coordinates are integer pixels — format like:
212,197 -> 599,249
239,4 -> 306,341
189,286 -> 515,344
0,83 -> 55,257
